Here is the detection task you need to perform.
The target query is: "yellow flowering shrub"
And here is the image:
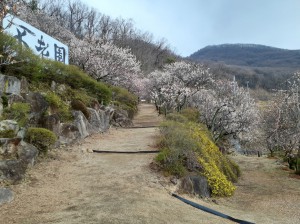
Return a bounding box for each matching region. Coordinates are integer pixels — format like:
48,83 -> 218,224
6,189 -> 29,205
156,119 -> 239,197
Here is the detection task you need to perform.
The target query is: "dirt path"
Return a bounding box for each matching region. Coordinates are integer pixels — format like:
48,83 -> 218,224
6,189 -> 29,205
1,104 -> 300,224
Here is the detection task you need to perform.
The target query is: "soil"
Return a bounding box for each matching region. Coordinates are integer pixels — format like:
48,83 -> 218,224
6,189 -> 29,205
1,103 -> 300,224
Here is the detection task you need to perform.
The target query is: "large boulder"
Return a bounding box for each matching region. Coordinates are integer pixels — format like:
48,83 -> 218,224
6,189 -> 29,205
40,114 -> 61,136
88,107 -> 111,132
59,124 -> 81,145
72,110 -> 90,139
20,76 -> 29,95
111,108 -> 133,127
7,94 -> 25,105
181,175 -> 211,198
0,74 -> 21,95
17,141 -> 38,166
101,107 -> 114,131
25,92 -> 49,125
0,140 -> 38,183
59,107 -> 112,144
88,108 -> 103,133
0,188 -> 14,205
0,138 -> 22,160
0,159 -> 27,183
0,120 -> 19,134
0,97 -> 3,117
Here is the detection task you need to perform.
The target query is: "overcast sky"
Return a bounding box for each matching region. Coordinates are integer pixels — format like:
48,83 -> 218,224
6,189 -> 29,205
86,0 -> 300,57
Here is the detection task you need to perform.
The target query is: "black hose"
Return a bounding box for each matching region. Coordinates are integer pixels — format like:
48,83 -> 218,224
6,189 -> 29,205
92,150 -> 159,154
126,126 -> 160,129
171,193 -> 255,224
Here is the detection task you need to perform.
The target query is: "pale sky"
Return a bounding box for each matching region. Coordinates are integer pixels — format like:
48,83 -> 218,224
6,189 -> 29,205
85,0 -> 300,57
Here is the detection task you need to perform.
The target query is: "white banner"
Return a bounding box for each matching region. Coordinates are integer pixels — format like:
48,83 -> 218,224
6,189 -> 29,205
3,14 -> 69,64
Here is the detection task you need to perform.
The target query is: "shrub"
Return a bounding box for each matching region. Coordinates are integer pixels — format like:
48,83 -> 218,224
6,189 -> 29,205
156,147 -> 187,176
66,88 -> 97,107
2,102 -> 30,127
2,41 -> 111,105
156,120 -> 239,197
180,107 -> 200,122
44,91 -> 72,121
166,113 -> 188,123
296,158 -> 300,175
25,127 -> 57,155
1,95 -> 8,108
40,61 -> 112,105
71,99 -> 90,120
111,86 -> 138,118
0,129 -> 15,138
0,33 -> 43,80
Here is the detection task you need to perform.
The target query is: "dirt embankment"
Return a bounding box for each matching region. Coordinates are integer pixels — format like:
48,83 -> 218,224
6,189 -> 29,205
1,104 -> 300,224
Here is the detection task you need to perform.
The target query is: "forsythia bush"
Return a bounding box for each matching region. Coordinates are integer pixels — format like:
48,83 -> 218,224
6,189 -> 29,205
156,115 -> 239,197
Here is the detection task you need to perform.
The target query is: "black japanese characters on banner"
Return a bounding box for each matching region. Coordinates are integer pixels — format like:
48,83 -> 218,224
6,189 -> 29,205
3,14 -> 69,64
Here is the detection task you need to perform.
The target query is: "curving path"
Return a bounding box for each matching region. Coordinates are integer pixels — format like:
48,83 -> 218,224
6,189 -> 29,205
1,104 -> 299,223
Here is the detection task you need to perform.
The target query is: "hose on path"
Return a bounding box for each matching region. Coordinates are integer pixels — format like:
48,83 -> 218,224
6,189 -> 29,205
126,126 -> 159,129
92,149 -> 159,154
171,193 -> 255,224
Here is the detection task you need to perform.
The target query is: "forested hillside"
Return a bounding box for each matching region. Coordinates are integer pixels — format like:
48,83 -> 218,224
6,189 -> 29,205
189,44 -> 300,91
189,44 -> 300,68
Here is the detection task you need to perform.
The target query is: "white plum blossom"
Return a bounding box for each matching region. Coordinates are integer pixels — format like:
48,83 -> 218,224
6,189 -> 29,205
263,72 -> 300,157
148,61 -> 212,114
148,60 -> 259,144
191,79 -> 260,143
69,37 -> 142,91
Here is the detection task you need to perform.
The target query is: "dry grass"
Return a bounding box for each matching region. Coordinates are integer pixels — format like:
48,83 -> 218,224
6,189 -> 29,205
1,104 -> 299,224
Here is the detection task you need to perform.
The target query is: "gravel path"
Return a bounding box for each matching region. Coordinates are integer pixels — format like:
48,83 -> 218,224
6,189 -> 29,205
1,104 -> 299,223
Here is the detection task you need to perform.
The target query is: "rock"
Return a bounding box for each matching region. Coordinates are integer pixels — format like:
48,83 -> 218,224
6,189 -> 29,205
87,108 -> 103,133
20,76 -> 29,95
40,114 -> 61,136
17,127 -> 26,139
17,141 -> 38,166
25,92 -> 48,113
0,74 -> 21,95
81,148 -> 93,153
7,93 -> 25,105
89,100 -> 101,111
0,188 -> 14,205
100,107 -> 113,131
0,97 -> 3,117
59,123 -> 81,145
0,120 -> 19,134
0,140 -> 37,183
25,92 -> 49,125
185,151 -> 203,172
181,175 -> 211,198
88,108 -> 111,132
112,108 -> 133,127
0,138 -> 22,160
0,159 -> 27,183
51,80 -> 56,91
73,107 -> 114,138
72,110 -> 90,139
170,177 -> 178,185
212,199 -> 219,205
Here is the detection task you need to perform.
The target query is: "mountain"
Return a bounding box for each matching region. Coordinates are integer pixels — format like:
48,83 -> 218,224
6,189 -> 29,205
189,44 -> 300,68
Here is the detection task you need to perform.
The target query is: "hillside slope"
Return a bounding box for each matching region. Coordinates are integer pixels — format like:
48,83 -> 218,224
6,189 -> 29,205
189,44 -> 300,68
